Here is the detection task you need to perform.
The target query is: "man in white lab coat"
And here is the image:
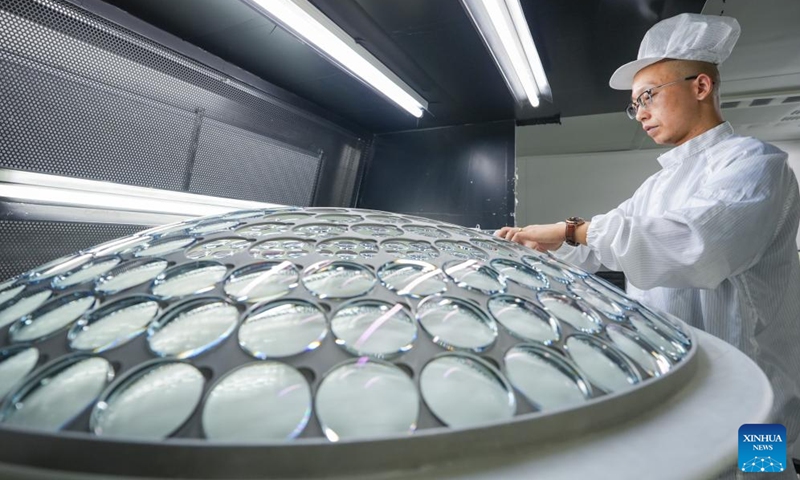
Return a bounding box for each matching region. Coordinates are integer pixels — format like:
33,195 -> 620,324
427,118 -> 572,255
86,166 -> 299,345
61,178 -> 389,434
497,12 -> 800,466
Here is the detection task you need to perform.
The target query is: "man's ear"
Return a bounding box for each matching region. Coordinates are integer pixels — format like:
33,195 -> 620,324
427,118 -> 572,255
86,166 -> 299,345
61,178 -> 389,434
695,73 -> 715,100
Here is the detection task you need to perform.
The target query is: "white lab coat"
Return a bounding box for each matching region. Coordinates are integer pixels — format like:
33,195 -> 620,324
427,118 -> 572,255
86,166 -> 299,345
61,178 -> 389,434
556,122 -> 800,454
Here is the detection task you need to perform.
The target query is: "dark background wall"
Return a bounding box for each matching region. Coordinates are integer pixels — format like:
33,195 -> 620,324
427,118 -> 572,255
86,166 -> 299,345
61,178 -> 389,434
0,0 -> 371,278
358,121 -> 515,229
0,0 -> 369,207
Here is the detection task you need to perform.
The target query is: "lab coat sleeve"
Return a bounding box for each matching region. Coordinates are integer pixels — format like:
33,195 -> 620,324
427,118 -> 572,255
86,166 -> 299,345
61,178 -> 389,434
553,196 -> 636,273
586,152 -> 791,290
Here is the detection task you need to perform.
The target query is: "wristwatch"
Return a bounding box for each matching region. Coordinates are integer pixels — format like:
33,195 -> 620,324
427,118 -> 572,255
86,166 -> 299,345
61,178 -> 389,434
564,216 -> 585,246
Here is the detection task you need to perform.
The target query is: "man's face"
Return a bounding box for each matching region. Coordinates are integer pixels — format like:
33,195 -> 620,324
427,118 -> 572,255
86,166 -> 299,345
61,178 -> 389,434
631,62 -> 697,146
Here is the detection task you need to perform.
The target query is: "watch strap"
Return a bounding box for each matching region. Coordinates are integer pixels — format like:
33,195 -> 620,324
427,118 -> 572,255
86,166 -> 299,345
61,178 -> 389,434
565,216 -> 585,246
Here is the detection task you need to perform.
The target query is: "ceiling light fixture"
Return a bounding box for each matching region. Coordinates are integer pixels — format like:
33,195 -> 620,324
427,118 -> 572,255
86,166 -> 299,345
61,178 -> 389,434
461,0 -> 552,108
246,0 -> 427,118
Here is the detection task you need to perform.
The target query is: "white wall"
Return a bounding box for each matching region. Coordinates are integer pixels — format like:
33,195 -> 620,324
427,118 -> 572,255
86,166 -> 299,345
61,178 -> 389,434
515,148 -> 665,227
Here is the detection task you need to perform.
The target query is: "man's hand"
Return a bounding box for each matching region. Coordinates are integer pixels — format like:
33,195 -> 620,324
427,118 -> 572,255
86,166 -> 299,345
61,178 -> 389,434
494,223 -> 566,252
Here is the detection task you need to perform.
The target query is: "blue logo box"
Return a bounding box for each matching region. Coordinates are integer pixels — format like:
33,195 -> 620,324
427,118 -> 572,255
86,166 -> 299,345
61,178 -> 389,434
738,424 -> 786,473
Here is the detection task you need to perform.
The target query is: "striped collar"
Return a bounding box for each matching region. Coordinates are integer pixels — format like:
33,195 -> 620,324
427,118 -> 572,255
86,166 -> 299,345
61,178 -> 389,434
656,121 -> 735,168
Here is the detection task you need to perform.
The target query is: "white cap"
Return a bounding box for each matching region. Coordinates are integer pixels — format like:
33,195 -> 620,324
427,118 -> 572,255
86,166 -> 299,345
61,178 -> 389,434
609,13 -> 740,90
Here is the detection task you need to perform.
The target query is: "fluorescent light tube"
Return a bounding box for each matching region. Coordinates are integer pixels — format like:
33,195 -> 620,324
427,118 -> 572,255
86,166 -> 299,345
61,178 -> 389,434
248,0 -> 426,118
0,169 -> 277,217
462,0 -> 551,108
505,0 -> 550,99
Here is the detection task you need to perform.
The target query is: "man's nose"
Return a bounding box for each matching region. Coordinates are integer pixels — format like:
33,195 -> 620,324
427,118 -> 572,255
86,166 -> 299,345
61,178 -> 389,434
635,105 -> 650,122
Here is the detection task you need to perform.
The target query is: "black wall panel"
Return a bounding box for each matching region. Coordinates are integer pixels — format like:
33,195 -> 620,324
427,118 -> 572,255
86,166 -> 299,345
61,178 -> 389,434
357,121 -> 515,229
0,0 -> 366,206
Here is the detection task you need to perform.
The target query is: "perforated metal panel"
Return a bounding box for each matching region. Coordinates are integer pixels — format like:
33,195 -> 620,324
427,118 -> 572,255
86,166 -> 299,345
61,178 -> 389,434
190,119 -> 320,205
0,0 -> 364,204
0,54 -> 197,190
0,221 -> 144,280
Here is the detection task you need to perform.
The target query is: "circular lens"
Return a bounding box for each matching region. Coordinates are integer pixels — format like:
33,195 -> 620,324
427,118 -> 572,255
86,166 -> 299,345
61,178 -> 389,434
404,225 -> 450,239
351,224 -> 404,237
202,362 -> 311,441
223,262 -> 299,303
568,283 -> 626,320
235,222 -> 292,238
629,311 -> 689,361
1,355 -> 113,431
522,257 -> 574,284
250,238 -> 313,260
0,285 -> 25,307
52,256 -> 121,290
331,300 -> 416,358
417,296 -> 497,351
134,236 -> 196,258
435,240 -> 488,261
487,295 -> 560,343
364,214 -> 409,225
583,277 -> 636,309
606,324 -> 671,376
495,237 -> 536,256
420,353 -> 515,428
95,259 -> 169,295
443,260 -> 505,295
89,236 -> 152,256
239,300 -> 327,358
470,239 -> 516,258
316,238 -> 379,260
381,239 -> 439,261
292,224 -> 348,240
91,360 -> 204,439
438,226 -> 481,239
151,262 -> 228,299
377,260 -> 446,297
0,347 -> 39,400
538,291 -> 603,333
185,238 -> 252,260
490,259 -> 548,290
504,345 -> 591,411
189,220 -> 241,235
636,307 -> 691,347
148,299 -> 239,358
68,296 -> 160,353
27,253 -> 93,283
10,292 -> 96,343
565,335 -> 640,393
0,290 -> 52,329
547,256 -> 590,278
316,214 -> 363,224
302,261 -> 376,300
315,359 -> 418,441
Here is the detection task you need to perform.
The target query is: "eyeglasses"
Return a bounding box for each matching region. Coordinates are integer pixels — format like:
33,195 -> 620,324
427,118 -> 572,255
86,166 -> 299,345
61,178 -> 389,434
625,75 -> 699,120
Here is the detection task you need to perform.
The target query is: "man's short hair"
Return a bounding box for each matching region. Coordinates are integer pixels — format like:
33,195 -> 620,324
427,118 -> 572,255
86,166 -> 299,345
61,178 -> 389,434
660,59 -> 721,98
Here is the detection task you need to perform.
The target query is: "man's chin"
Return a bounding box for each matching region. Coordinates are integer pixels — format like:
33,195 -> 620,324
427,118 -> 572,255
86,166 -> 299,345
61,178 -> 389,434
649,133 -> 670,145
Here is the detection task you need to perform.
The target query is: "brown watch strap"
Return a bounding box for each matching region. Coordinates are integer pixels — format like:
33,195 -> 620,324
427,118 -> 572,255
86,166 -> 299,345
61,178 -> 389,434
565,217 -> 585,246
